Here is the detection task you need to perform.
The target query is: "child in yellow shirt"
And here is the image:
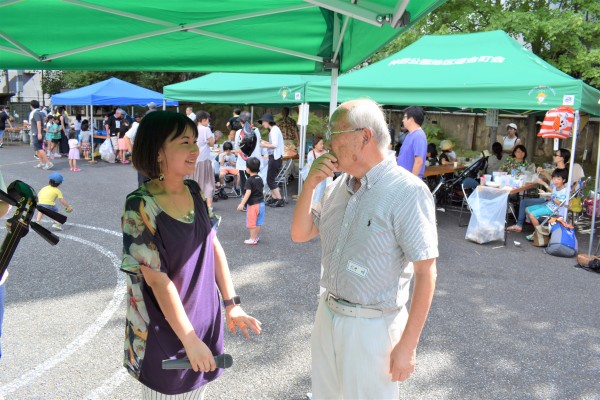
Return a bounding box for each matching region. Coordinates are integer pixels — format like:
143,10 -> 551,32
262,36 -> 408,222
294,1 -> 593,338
36,172 -> 73,230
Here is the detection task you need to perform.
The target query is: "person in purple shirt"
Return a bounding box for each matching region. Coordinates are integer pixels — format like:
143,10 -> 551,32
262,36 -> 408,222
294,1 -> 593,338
396,106 -> 427,178
121,111 -> 261,398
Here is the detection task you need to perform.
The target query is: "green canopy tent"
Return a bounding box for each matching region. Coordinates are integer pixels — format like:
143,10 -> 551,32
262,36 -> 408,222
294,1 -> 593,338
307,30 -> 600,250
0,0 -> 447,113
164,73 -> 328,105
164,72 -> 331,192
306,30 -> 600,116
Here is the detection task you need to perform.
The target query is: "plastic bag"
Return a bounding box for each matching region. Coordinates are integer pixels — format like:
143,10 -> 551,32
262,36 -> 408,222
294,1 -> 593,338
465,186 -> 508,244
99,138 -> 116,163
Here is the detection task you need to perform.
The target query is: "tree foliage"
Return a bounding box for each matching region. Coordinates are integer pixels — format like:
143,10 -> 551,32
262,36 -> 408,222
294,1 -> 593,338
372,0 -> 600,87
40,70 -> 65,95
61,71 -> 203,92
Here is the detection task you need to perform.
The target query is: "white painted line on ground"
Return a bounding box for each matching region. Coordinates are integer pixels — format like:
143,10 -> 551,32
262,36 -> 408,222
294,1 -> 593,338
85,368 -> 131,400
65,222 -> 123,237
0,232 -> 126,396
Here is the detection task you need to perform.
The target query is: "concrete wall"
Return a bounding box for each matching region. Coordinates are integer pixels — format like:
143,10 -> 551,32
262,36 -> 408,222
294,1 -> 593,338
0,70 -> 50,104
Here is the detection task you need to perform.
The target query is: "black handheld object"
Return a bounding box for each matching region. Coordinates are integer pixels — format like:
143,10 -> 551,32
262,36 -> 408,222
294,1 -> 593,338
0,180 -> 66,280
162,354 -> 233,370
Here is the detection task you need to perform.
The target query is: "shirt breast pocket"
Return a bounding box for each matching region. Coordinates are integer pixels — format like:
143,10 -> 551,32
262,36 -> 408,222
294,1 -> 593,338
363,217 -> 395,254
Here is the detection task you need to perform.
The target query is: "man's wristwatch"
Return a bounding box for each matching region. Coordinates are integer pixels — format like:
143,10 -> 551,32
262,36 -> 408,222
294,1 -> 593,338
223,295 -> 241,307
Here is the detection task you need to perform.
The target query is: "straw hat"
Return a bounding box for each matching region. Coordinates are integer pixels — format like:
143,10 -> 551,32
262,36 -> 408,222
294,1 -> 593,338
440,140 -> 454,151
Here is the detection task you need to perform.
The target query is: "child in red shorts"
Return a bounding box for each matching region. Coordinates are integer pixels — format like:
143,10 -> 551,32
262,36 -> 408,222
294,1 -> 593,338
237,157 -> 265,245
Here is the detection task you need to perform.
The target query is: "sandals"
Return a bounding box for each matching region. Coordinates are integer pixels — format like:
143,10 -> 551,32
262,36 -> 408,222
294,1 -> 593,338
506,225 -> 522,232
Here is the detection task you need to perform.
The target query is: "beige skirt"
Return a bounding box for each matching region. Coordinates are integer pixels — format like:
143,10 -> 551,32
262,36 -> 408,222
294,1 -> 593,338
193,159 -> 215,198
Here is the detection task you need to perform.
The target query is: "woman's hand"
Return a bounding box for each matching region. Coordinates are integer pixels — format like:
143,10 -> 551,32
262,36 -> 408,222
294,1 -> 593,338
226,306 -> 262,339
182,335 -> 216,373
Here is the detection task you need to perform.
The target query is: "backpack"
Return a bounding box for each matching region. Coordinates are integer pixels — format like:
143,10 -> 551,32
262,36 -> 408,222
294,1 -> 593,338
545,218 -> 577,257
230,117 -> 242,132
238,122 -> 257,160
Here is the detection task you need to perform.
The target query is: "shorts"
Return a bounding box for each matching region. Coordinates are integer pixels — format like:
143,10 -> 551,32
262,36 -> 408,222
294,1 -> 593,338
0,130 -> 3,139
45,133 -> 53,141
220,167 -> 238,176
526,203 -> 553,220
38,204 -> 59,213
51,139 -> 61,144
32,134 -> 43,151
117,138 -> 127,150
266,155 -> 282,190
246,203 -> 265,228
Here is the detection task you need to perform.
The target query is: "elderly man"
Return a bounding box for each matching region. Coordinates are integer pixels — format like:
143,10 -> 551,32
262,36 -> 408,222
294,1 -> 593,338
291,99 -> 438,399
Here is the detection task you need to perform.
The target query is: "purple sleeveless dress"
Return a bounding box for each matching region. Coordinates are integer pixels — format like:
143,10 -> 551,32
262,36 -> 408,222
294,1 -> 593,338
121,181 -> 224,395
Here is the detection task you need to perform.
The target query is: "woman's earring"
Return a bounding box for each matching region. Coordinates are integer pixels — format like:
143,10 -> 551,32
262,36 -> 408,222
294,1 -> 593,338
159,173 -> 165,181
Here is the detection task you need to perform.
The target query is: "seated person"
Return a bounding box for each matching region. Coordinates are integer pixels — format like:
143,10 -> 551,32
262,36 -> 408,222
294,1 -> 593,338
537,147 -> 584,191
499,144 -> 529,173
218,141 -> 240,192
426,142 -> 439,166
486,142 -> 504,173
525,168 -> 569,241
439,140 -> 457,165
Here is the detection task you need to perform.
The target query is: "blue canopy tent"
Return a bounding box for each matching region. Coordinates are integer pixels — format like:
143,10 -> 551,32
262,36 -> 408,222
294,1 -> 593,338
51,77 -> 178,162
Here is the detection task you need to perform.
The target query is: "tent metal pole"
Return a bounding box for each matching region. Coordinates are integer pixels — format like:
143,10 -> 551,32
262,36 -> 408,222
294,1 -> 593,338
90,105 -> 95,162
162,99 -> 166,110
298,102 -> 309,194
588,123 -> 600,255
565,111 -> 579,222
329,67 -> 338,118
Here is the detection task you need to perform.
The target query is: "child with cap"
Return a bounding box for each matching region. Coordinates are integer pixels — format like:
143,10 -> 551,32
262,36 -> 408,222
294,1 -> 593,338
36,172 -> 73,230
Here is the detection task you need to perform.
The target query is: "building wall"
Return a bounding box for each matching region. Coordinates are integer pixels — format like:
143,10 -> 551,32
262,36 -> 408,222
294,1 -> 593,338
0,70 -> 50,104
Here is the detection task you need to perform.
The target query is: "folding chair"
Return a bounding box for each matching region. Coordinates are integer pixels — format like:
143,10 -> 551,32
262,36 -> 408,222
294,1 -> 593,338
264,159 -> 293,203
458,177 -> 480,226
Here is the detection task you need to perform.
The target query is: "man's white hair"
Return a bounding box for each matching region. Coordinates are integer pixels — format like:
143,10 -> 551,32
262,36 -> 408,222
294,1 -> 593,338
336,99 -> 390,152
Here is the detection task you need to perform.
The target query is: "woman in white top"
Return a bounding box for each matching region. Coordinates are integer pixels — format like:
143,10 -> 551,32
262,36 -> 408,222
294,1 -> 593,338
259,113 -> 285,208
193,111 -> 215,210
305,135 -> 331,203
502,123 -> 521,154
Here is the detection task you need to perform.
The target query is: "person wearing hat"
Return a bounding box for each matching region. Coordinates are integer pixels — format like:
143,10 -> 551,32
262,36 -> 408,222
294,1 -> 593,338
503,123 -> 521,154
259,113 -> 285,207
35,172 -> 73,230
439,140 -> 457,165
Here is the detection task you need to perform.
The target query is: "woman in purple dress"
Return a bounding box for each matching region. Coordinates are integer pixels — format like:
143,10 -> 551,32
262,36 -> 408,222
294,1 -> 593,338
121,111 -> 261,398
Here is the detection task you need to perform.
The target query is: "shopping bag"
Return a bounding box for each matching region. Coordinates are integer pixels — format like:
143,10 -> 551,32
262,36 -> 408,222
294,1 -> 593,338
532,225 -> 550,247
545,218 -> 577,257
99,138 -> 116,163
537,106 -> 575,139
465,186 -> 508,244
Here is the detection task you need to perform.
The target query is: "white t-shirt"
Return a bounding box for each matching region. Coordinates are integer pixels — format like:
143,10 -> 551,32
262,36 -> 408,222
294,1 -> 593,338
268,125 -> 285,160
234,127 -> 262,171
124,121 -> 139,145
196,125 -> 215,162
68,138 -> 79,149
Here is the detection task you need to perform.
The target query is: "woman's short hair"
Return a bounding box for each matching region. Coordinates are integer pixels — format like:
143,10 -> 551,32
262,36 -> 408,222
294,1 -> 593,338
313,135 -> 323,146
511,144 -> 527,160
223,141 -> 233,151
427,143 -> 438,158
557,148 -> 571,163
132,111 -> 197,180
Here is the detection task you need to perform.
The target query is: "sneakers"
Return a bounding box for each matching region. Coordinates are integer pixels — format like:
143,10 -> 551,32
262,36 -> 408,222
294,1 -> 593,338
265,198 -> 277,205
42,162 -> 54,170
72,168 -> 81,172
243,238 -> 258,245
34,154 -> 39,160
34,163 -> 42,168
53,153 -> 61,158
269,199 -> 285,208
0,142 -> 3,148
52,223 -> 63,231
525,233 -> 534,242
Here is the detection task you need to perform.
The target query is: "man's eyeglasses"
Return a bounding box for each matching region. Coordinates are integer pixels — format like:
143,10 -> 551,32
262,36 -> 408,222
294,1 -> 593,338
325,127 -> 364,141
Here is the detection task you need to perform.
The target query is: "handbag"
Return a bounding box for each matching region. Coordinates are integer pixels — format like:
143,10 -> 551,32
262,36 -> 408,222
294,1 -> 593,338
532,225 -> 550,247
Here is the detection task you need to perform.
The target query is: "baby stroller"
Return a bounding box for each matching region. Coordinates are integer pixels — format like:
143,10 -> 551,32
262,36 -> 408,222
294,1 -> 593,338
431,153 -> 488,210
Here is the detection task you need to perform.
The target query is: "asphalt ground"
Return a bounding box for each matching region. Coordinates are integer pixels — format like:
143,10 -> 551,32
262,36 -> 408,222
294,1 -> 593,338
0,141 -> 599,400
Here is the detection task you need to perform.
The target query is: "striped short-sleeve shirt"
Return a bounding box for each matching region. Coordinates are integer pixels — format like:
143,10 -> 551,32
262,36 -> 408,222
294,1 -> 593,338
312,158 -> 438,310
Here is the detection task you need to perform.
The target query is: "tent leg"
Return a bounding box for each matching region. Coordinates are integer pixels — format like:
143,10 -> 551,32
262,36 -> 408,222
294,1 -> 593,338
90,105 -> 95,163
588,122 -> 600,255
298,102 -> 309,194
329,67 -> 339,117
565,111 -> 579,222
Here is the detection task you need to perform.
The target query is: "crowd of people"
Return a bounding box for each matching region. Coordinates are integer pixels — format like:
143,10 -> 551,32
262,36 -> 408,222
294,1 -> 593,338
1,97 -> 588,399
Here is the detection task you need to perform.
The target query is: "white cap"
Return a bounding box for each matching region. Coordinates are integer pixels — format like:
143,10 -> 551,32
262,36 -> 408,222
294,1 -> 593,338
506,123 -> 518,130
